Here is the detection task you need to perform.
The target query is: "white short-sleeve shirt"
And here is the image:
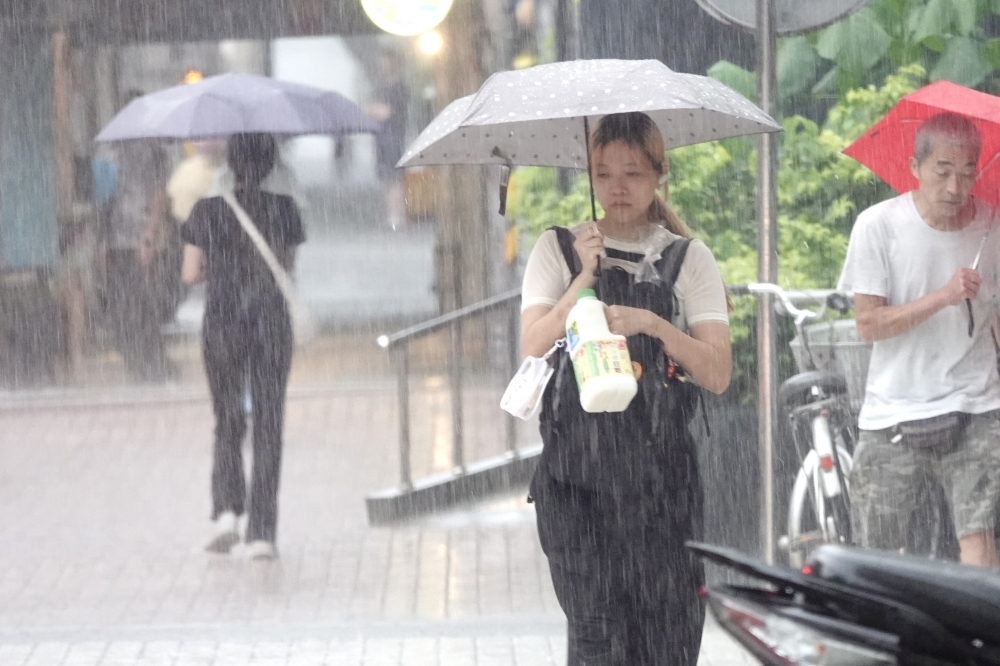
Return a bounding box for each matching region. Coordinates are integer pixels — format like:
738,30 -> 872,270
838,193 -> 1000,429
521,222 -> 729,332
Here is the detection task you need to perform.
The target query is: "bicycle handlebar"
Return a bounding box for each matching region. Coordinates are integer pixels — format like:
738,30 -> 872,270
729,283 -> 854,325
748,283 -> 827,325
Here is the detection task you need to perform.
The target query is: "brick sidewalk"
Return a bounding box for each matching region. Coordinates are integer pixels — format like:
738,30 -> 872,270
0,387 -> 753,665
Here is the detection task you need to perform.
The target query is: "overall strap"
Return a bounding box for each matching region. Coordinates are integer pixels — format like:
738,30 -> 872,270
652,238 -> 713,437
550,226 -> 581,279
546,227 -> 577,419
654,238 -> 692,287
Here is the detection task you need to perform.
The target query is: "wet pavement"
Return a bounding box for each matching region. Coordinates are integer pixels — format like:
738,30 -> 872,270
0,381 -> 753,665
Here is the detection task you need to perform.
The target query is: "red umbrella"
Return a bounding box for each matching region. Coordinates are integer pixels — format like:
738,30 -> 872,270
843,81 -> 1000,206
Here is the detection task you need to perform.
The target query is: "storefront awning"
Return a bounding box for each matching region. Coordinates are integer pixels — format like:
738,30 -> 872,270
1,0 -> 378,43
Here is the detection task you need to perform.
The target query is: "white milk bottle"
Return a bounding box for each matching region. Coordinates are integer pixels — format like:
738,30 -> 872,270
565,289 -> 638,413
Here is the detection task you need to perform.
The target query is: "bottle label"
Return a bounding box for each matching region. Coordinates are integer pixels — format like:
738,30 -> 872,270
566,320 -> 581,352
570,339 -> 634,390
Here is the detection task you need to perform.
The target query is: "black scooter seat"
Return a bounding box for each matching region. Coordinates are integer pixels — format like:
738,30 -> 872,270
778,371 -> 848,409
807,545 -> 1000,644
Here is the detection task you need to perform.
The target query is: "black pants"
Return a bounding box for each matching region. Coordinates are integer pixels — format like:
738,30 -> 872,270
203,307 -> 293,544
532,470 -> 705,665
106,250 -> 167,378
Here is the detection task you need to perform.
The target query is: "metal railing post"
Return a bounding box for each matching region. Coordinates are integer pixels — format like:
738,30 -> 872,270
395,346 -> 412,489
756,0 -> 779,565
378,289 -> 520,486
449,322 -> 465,473
505,302 -> 519,457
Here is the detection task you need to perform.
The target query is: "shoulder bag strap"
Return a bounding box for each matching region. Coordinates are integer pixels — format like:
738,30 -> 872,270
221,190 -> 298,308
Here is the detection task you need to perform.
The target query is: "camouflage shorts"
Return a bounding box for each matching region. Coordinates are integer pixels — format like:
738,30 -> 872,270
851,410 -> 1000,549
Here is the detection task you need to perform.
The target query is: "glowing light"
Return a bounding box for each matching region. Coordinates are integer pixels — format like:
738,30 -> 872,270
182,69 -> 203,84
416,31 -> 444,56
361,0 -> 454,36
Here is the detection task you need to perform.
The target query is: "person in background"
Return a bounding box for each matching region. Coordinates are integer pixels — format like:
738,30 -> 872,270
167,141 -> 225,224
365,48 -> 410,229
838,112 -> 1000,568
56,208 -> 99,382
182,133 -> 305,561
104,93 -> 173,381
520,112 -> 731,664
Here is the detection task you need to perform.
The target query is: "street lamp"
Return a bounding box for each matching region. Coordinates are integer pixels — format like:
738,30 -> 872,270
416,31 -> 444,56
360,0 -> 455,36
182,69 -> 204,85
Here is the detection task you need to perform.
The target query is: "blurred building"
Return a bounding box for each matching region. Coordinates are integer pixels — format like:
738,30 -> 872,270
0,1 -> 385,386
0,0 -> 755,387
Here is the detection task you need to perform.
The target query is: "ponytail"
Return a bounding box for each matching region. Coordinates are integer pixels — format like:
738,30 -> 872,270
647,181 -> 734,312
647,189 -> 693,239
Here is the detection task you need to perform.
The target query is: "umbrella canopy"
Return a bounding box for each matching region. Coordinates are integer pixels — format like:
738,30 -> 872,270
397,59 -> 781,169
843,81 -> 1000,206
96,73 -> 377,142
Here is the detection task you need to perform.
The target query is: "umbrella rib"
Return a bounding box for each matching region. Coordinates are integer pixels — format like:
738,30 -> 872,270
977,150 -> 1000,184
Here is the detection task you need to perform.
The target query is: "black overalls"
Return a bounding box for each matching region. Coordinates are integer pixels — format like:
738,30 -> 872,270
531,227 -> 704,665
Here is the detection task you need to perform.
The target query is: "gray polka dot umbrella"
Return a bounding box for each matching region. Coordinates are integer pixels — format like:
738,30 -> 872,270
397,59 -> 781,217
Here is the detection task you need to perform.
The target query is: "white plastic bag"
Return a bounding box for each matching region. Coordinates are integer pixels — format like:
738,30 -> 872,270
500,340 -> 564,420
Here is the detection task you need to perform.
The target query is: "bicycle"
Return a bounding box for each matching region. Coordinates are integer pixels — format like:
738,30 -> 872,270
740,283 -> 964,565
736,283 -> 858,568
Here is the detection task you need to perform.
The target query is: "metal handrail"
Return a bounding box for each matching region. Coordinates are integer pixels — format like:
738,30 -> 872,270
378,288 -> 523,490
377,289 -> 521,349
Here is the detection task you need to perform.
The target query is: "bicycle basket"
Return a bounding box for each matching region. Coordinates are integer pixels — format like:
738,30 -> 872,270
789,319 -> 872,409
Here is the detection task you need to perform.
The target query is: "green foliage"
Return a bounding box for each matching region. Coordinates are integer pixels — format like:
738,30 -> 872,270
709,0 -> 1000,105
707,60 -> 757,101
507,167 -> 599,239
931,36 -> 993,85
507,65 -> 924,402
817,6 -> 893,88
778,37 -> 822,98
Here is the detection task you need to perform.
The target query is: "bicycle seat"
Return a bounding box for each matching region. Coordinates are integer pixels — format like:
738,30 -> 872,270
778,371 -> 848,409
807,545 -> 1000,644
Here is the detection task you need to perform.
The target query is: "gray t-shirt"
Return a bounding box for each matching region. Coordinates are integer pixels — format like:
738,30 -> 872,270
838,192 -> 1000,429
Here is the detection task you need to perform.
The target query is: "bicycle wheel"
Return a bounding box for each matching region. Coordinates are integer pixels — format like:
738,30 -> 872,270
784,443 -> 853,569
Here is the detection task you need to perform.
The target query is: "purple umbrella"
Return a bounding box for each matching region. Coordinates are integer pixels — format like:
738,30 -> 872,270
96,73 -> 377,142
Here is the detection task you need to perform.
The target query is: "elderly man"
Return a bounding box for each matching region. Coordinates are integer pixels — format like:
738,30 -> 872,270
838,112 -> 1000,568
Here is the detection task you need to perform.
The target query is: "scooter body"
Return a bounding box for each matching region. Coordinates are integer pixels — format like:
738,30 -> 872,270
690,541 -> 1000,666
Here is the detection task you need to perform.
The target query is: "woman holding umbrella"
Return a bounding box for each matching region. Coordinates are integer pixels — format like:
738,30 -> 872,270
521,112 -> 731,664
181,133 -> 305,560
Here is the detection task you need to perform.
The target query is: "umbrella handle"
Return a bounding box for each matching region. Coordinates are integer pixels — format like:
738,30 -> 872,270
492,147 -> 514,216
583,116 -> 598,223
594,256 -> 603,302
499,165 -> 510,216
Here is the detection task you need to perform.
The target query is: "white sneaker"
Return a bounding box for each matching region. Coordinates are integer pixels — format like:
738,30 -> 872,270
245,540 -> 278,561
204,511 -> 240,554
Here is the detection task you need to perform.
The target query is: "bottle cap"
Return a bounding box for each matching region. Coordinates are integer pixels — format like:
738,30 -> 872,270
577,288 -> 596,300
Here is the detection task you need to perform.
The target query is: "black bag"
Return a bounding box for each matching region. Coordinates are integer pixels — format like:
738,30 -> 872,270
893,412 -> 970,455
